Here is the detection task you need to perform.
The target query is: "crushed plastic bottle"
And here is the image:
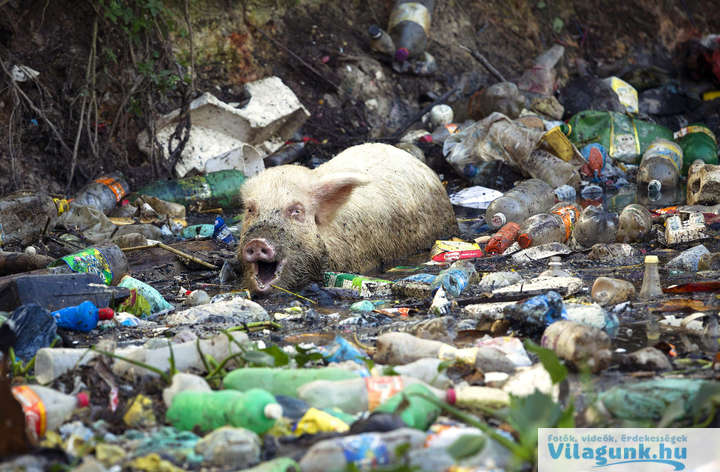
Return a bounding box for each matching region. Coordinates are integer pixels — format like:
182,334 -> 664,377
591,277 -> 636,305
616,203 -> 653,243
12,385 -> 89,442
541,320 -> 612,373
431,260 -> 477,297
503,291 -> 567,333
572,205 -> 619,247
73,172 -> 130,214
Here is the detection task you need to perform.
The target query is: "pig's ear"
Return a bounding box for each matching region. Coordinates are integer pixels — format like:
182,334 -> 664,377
311,172 -> 369,225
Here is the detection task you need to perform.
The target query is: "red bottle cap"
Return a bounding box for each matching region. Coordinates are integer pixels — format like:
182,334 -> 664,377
395,47 -> 409,62
517,233 -> 532,249
76,392 -> 90,408
445,388 -> 456,405
98,307 -> 114,320
419,134 -> 433,143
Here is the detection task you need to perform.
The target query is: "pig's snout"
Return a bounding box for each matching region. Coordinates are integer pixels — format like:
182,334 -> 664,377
242,239 -> 275,262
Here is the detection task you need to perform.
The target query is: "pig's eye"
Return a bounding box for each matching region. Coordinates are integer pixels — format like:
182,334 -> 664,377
286,203 -> 305,221
245,202 -> 257,215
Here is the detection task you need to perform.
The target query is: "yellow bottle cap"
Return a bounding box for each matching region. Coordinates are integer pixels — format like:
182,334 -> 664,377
645,255 -> 659,263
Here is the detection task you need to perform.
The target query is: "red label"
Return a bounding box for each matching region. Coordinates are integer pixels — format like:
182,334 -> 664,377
432,249 -> 484,262
12,385 -> 47,441
366,376 -> 404,410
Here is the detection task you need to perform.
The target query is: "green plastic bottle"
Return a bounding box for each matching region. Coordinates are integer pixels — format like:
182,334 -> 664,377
674,124 -> 719,175
166,388 -> 281,434
373,383 -> 442,430
562,110 -> 673,164
133,169 -> 246,209
223,367 -> 361,397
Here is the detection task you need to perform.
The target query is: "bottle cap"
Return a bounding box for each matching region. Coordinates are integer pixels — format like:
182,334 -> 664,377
490,213 -> 507,228
368,24 -> 382,39
645,255 -> 659,264
419,134 -> 433,144
445,388 -> 456,405
264,403 -> 283,420
76,392 -> 90,408
517,233 -> 532,249
395,47 -> 410,62
98,308 -> 114,320
429,104 -> 454,128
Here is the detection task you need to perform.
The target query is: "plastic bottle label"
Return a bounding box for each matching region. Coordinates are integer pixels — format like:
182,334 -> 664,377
674,125 -> 717,144
365,376 -> 404,410
552,205 -> 580,241
542,127 -> 576,162
12,385 -> 47,441
388,3 -> 431,33
54,247 -> 113,285
95,176 -> 127,203
644,140 -> 683,171
338,433 -> 390,470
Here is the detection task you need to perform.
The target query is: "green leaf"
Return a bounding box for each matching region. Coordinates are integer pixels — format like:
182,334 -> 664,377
447,434 -> 487,460
261,345 -> 290,367
552,17 -> 564,33
506,391 -> 563,451
294,346 -> 324,367
557,400 -> 575,429
241,350 -> 276,367
524,339 -> 568,385
658,397 -> 687,428
690,382 -> 720,425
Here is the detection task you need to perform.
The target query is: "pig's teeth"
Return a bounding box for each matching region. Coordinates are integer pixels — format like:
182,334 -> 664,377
253,259 -> 285,290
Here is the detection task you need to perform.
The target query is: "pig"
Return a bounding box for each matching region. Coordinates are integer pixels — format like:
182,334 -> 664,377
239,142 -> 457,293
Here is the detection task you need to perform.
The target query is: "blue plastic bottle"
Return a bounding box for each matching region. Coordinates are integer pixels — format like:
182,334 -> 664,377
51,301 -> 114,332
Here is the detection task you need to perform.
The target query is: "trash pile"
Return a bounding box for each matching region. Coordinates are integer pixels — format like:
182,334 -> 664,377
5,4 -> 720,472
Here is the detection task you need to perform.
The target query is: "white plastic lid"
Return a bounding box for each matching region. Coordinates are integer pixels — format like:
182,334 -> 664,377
430,104 -> 454,128
645,255 -> 659,264
264,403 -> 283,420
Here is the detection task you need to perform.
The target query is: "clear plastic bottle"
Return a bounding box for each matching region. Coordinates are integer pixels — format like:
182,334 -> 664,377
517,45 -> 565,96
591,277 -> 636,305
299,428 -> 426,472
297,376 -> 445,414
485,179 -> 555,229
638,255 -> 663,300
12,385 -> 89,442
48,243 -> 129,285
73,172 -> 130,215
541,320 -> 611,373
430,260 -> 477,297
616,203 -> 653,243
522,149 -> 581,189
572,205 -> 619,247
637,139 -> 683,199
368,24 -> 396,56
388,0 -> 435,62
518,202 -> 580,248
223,367 -> 360,397
539,256 -> 572,278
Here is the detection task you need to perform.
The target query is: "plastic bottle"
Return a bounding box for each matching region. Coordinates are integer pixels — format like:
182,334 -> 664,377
387,0 -> 434,62
12,385 -> 89,442
517,45 -> 565,95
73,172 -> 130,214
517,202 -> 580,248
367,24 -> 396,56
485,179 -> 555,229
616,203 -> 653,243
373,383 -> 441,430
133,169 -> 246,209
299,428 -> 426,472
541,320 -> 611,373
213,216 -> 237,246
637,139 -> 683,198
572,205 -> 619,247
579,143 -> 608,181
447,385 -> 510,410
223,367 -> 360,397
48,243 -> 129,286
485,222 -> 520,254
522,149 -> 581,189
419,123 -> 461,145
591,277 -> 636,305
503,291 -> 567,333
638,255 -> 663,300
166,388 -> 282,434
430,260 -> 477,297
554,184 -> 576,203
538,256 -> 572,278
561,110 -> 673,164
392,358 -> 451,389
118,275 -> 174,314
51,300 -> 114,332
674,124 -> 719,174
297,376 -> 445,414
263,141 -> 306,167
0,193 -> 59,246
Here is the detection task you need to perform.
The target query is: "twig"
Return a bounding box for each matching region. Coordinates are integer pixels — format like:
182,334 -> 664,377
458,44 -> 507,83
251,24 -> 340,91
121,242 -> 218,270
389,87 -> 458,140
270,284 -> 317,304
227,321 -> 282,332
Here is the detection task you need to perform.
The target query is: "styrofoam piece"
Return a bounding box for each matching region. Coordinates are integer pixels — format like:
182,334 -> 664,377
137,76 -> 310,178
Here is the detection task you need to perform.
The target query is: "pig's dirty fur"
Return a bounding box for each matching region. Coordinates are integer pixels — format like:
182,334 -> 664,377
239,143 -> 458,293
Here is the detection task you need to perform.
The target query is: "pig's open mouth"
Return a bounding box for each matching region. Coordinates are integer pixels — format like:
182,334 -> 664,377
252,259 -> 285,292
